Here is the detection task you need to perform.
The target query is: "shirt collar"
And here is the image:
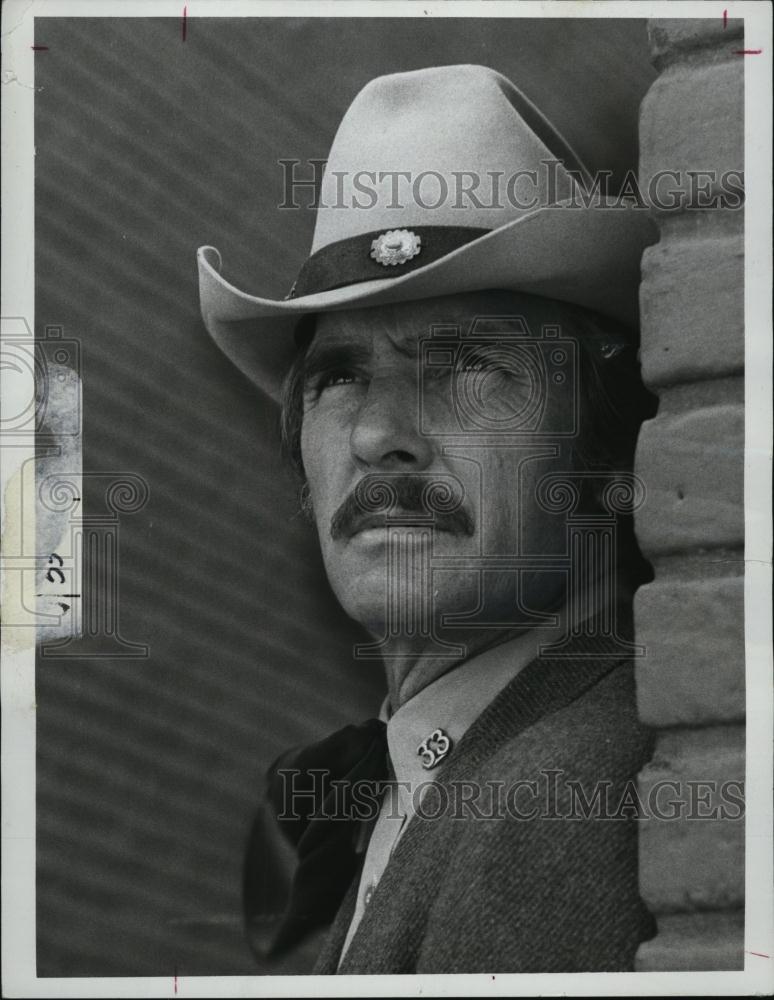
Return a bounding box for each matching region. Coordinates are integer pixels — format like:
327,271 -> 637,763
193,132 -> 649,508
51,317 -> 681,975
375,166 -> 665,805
377,584 -> 616,792
378,607 -> 573,792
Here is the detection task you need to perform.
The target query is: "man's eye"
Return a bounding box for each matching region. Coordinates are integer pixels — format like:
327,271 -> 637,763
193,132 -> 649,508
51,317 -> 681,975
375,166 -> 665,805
305,368 -> 364,397
456,355 -> 492,374
455,353 -> 529,380
319,369 -> 359,389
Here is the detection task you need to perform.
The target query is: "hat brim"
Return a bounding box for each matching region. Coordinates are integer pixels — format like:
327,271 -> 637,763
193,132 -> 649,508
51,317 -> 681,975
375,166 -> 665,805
198,204 -> 657,401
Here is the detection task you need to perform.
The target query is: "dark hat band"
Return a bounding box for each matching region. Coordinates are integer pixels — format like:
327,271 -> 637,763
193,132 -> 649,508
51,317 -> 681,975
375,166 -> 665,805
287,225 -> 491,299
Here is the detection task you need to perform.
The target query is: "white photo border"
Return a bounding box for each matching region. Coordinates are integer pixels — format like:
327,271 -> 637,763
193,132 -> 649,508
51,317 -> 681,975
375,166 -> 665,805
1,1 -> 772,996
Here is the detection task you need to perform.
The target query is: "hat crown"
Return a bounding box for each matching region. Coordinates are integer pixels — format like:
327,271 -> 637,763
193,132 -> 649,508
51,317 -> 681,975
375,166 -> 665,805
312,64 -> 590,253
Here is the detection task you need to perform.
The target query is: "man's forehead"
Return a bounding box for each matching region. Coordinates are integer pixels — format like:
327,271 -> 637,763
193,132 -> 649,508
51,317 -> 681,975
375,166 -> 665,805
310,304 -> 426,358
308,290 -> 572,356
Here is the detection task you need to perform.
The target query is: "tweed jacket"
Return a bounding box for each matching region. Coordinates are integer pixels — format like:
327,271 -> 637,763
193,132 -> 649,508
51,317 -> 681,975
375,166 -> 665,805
311,641 -> 657,974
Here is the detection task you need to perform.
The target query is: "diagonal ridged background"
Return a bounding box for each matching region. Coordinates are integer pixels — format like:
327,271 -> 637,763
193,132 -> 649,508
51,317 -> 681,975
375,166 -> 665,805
34,16 -> 655,976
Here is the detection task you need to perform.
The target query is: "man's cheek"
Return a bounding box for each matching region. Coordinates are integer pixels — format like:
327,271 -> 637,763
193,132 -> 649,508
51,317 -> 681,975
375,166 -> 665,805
307,473 -> 331,532
304,459 -> 340,542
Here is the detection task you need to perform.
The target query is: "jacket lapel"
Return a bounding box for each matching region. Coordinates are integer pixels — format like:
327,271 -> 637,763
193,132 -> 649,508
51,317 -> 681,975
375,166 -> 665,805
312,858 -> 363,974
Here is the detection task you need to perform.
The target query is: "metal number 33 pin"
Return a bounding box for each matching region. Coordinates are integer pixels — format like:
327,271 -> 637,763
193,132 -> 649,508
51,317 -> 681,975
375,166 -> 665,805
417,728 -> 453,770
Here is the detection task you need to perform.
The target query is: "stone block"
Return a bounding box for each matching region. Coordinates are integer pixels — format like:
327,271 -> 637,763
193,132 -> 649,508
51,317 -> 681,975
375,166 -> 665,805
638,726 -> 745,913
635,398 -> 744,556
640,224 -> 744,388
648,18 -> 744,69
635,910 -> 744,970
635,570 -> 744,726
640,59 -> 744,199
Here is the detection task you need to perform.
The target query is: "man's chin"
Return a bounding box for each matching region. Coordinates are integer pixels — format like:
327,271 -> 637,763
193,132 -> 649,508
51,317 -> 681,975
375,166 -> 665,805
328,573 -> 478,638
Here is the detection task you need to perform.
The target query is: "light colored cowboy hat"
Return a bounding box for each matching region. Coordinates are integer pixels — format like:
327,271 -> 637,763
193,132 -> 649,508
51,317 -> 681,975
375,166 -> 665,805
197,64 -> 656,401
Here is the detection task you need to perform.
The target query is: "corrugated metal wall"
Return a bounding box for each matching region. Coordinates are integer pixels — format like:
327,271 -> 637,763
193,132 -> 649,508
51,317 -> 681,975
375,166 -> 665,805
34,16 -> 655,976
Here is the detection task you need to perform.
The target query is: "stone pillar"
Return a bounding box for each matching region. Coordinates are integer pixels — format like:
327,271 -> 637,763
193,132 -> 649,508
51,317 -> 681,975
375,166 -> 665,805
634,18 -> 745,971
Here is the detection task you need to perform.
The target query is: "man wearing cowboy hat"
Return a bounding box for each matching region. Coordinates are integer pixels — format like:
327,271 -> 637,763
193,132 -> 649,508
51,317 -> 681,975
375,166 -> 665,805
198,65 -> 658,973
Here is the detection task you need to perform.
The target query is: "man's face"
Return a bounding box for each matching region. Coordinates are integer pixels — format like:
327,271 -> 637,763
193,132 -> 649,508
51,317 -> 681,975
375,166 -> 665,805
299,291 -> 579,637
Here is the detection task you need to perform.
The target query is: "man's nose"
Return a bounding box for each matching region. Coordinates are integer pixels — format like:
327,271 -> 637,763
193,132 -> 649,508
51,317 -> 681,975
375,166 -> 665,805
350,374 -> 434,470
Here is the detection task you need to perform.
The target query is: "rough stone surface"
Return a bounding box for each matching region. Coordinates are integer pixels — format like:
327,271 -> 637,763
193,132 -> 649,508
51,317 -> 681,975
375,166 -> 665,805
639,58 -> 744,196
648,18 -> 744,70
651,373 -> 743,415
640,226 -> 744,388
634,401 -> 744,556
638,726 -> 745,913
635,572 -> 744,726
635,910 -> 744,971
635,16 -> 747,975
649,547 -> 745,580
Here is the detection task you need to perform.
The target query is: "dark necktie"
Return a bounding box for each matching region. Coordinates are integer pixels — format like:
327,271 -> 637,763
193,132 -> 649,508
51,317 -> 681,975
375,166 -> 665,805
244,718 -> 389,958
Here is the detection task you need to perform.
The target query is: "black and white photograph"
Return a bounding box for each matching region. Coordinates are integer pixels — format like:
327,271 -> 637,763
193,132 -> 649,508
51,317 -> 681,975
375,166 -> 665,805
1,1 -> 772,995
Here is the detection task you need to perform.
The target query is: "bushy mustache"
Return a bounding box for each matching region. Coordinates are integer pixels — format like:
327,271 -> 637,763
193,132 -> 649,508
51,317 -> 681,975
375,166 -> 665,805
330,473 -> 475,541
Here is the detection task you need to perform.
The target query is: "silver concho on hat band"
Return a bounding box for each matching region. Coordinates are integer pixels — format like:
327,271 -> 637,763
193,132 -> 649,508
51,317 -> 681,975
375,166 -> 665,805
370,229 -> 422,267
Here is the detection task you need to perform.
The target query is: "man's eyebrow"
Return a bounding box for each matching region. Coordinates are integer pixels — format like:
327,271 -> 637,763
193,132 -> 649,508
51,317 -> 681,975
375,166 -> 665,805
301,340 -> 371,376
